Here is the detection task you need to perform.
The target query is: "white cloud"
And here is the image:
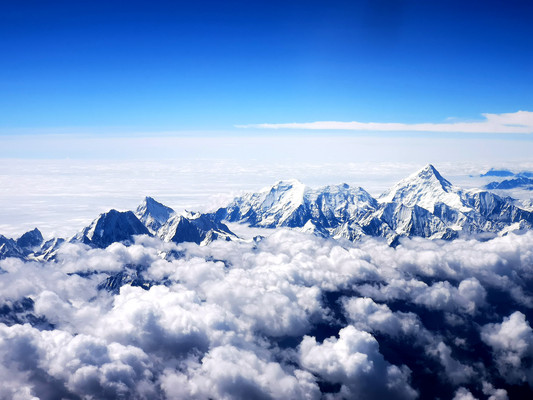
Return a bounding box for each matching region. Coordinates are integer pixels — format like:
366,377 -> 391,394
3,229 -> 533,397
237,110 -> 533,134
299,325 -> 417,399
452,387 -> 478,400
428,342 -> 475,385
482,382 -> 509,400
481,311 -> 533,384
342,297 -> 425,338
0,324 -> 158,399
161,345 -> 320,400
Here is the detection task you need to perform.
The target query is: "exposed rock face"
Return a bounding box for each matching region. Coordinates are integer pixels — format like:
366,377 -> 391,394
16,228 -> 43,253
72,209 -> 150,248
0,235 -> 24,260
159,211 -> 237,245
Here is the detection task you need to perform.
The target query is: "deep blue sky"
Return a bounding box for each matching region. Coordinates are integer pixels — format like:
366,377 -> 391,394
1,0 -> 532,133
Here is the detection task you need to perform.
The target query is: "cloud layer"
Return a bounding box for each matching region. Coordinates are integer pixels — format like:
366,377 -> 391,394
237,110 -> 533,134
2,229 -> 533,398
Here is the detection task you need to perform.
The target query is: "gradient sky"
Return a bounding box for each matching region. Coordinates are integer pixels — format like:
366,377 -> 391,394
1,0 -> 532,134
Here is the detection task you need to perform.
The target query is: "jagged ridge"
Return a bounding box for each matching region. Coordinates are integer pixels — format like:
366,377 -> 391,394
1,164 -> 532,262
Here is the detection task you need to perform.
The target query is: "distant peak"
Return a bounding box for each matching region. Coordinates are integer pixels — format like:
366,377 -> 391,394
183,210 -> 201,219
143,196 -> 160,205
138,196 -> 174,212
272,179 -> 304,188
413,164 -> 451,188
418,164 -> 439,176
16,227 -> 43,249
480,168 -> 515,177
418,164 -> 440,177
261,179 -> 306,195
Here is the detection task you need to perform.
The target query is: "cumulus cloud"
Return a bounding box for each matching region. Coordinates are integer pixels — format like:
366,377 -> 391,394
452,387 -> 478,400
481,311 -> 533,384
299,325 -> 417,399
342,297 -> 425,338
0,323 -> 158,399
482,382 -> 509,400
2,229 -> 533,398
428,342 -> 476,385
237,110 -> 533,134
162,345 -> 320,400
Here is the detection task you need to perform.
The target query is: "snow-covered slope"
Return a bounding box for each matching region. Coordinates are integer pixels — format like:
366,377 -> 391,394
159,211 -> 237,245
34,238 -> 65,261
216,179 -> 308,228
215,165 -> 533,243
215,180 -> 377,230
135,196 -> 175,234
379,164 -> 470,213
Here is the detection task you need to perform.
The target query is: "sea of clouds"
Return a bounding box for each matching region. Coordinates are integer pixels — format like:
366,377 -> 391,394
2,229 -> 533,399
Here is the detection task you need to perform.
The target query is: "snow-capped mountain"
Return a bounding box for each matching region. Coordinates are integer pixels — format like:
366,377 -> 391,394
159,211 -> 237,245
0,228 -> 44,260
0,235 -> 24,260
214,164 -> 533,243
215,179 -> 308,228
71,209 -> 150,248
215,180 -> 377,231
16,228 -> 43,254
34,237 -> 65,261
1,164 -> 532,261
480,168 -> 515,177
379,164 -> 470,213
135,196 -> 176,234
133,195 -> 238,245
485,176 -> 533,190
67,199 -> 238,250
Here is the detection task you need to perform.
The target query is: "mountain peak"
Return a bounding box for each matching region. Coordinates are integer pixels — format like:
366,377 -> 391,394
73,210 -> 150,248
139,196 -> 173,212
135,197 -> 175,234
267,179 -> 305,193
421,163 -> 437,174
159,212 -> 237,245
379,164 -> 467,213
414,164 -> 452,189
143,196 -> 158,205
16,228 -> 43,251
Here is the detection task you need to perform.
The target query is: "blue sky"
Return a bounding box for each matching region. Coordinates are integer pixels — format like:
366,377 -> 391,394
1,0 -> 532,135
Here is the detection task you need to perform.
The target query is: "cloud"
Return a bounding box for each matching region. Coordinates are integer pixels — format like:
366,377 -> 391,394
161,345 -> 320,400
428,342 -> 476,385
481,311 -> 533,384
0,324 -> 158,399
342,297 -> 426,338
452,387 -> 478,400
2,229 -> 533,398
237,110 -> 533,134
299,325 -> 418,399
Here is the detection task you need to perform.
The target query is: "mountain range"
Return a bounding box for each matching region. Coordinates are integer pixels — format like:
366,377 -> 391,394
481,168 -> 533,190
2,164 -> 532,261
